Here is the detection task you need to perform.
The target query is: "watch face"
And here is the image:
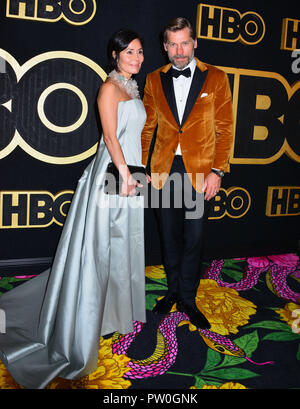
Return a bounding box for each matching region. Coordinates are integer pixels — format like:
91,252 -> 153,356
220,171 -> 225,177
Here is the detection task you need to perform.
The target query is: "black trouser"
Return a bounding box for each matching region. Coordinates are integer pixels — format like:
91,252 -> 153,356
154,156 -> 210,304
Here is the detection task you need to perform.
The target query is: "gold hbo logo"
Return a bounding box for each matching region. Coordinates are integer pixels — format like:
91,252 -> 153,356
0,191 -> 74,228
266,186 -> 300,217
209,187 -> 251,219
196,3 -> 265,45
0,49 -> 106,164
6,0 -> 97,25
281,18 -> 300,51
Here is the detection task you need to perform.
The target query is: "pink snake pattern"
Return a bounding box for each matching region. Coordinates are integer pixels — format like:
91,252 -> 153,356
204,255 -> 300,303
112,312 -> 245,379
112,254 -> 299,379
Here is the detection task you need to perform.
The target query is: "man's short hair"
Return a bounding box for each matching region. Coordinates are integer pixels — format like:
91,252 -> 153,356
162,17 -> 196,43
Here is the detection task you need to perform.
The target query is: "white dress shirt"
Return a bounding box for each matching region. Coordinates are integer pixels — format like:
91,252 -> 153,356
172,58 -> 196,155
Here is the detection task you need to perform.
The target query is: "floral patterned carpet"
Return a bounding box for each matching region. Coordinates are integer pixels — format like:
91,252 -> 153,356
0,253 -> 299,389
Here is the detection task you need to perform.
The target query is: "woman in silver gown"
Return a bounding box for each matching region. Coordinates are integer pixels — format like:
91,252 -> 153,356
0,29 -> 147,389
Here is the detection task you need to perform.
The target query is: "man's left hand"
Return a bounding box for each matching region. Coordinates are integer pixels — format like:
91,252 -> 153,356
202,172 -> 221,200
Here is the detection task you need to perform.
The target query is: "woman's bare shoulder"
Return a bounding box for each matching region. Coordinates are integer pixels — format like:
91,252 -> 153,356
98,78 -> 121,101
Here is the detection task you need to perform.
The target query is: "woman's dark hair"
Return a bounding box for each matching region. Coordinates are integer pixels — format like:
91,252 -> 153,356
107,29 -> 143,72
162,17 -> 196,43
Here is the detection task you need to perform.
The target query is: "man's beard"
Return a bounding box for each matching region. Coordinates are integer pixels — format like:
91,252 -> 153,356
170,52 -> 194,69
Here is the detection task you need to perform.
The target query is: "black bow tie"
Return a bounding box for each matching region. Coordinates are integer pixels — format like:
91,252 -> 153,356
171,67 -> 191,78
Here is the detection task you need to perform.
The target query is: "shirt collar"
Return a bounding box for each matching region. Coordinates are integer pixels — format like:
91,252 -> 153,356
172,58 -> 196,79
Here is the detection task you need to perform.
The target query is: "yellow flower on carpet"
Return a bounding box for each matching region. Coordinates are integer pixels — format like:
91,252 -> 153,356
191,382 -> 247,389
145,265 -> 166,280
179,279 -> 257,335
47,337 -> 132,389
0,360 -> 22,389
275,302 -> 300,335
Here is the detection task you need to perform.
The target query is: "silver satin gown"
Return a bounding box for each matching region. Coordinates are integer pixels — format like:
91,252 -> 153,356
0,98 -> 147,389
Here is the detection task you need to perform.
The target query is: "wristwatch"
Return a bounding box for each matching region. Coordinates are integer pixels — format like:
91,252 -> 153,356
211,168 -> 225,178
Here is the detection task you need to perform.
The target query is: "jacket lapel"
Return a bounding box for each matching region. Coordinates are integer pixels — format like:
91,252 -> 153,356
160,69 -> 180,127
160,61 -> 209,128
181,67 -> 208,127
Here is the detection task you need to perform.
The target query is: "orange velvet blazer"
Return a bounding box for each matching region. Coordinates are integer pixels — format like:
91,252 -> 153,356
141,58 -> 234,192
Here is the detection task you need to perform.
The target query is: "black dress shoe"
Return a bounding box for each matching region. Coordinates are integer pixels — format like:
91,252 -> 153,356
152,293 -> 179,314
177,301 -> 211,329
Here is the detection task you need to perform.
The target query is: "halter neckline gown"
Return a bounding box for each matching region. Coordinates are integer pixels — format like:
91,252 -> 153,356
0,98 -> 147,389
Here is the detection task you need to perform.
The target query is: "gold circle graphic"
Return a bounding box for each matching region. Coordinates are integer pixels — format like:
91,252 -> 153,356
228,188 -> 251,218
37,83 -> 88,133
239,12 -> 265,45
244,20 -> 258,37
69,0 -> 87,15
230,195 -> 244,211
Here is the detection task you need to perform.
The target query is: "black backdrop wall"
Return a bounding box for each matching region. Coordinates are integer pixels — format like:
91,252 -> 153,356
0,0 -> 299,271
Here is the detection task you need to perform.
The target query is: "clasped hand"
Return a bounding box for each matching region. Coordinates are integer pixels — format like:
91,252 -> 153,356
120,174 -> 142,196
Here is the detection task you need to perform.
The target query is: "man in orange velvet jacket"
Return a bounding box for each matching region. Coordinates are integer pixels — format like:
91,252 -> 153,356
141,18 -> 234,329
